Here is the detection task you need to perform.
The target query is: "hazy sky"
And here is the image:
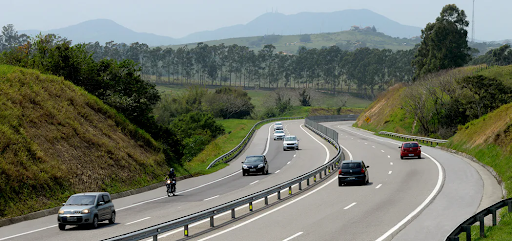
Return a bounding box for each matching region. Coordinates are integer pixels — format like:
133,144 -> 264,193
1,0 -> 509,41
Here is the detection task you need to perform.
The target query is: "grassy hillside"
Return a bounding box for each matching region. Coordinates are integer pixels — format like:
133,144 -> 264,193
162,30 -> 420,53
0,65 -> 168,219
355,65 -> 512,239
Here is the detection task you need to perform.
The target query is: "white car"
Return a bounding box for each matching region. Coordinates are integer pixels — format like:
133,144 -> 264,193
274,122 -> 283,131
273,130 -> 286,140
283,135 -> 299,151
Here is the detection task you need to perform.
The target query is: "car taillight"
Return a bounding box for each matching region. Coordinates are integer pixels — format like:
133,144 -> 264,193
361,168 -> 365,173
339,170 -> 342,175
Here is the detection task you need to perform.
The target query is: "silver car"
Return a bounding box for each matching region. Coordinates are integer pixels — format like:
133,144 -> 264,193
57,192 -> 115,230
283,135 -> 299,150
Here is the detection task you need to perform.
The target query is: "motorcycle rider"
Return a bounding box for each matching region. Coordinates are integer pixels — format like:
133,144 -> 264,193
166,168 -> 177,194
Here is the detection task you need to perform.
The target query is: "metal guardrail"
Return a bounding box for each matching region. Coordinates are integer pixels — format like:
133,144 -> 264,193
207,117 -> 304,169
446,198 -> 512,241
102,117 -> 345,241
378,131 -> 448,145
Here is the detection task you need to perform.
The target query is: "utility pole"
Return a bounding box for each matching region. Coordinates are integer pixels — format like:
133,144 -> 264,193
472,0 -> 475,43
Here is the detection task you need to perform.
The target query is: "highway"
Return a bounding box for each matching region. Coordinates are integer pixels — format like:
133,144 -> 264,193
0,120 -> 496,241
0,120 -> 337,241
156,121 -> 489,241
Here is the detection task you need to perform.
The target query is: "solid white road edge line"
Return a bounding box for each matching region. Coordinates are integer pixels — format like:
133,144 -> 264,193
125,217 -> 151,225
151,144 -> 353,241
344,202 -> 357,210
376,184 -> 382,189
0,225 -> 57,241
204,195 -> 220,201
299,124 -> 330,164
263,123 -> 274,155
334,125 -> 443,241
197,175 -> 340,241
283,232 -> 304,241
1,122 -> 276,240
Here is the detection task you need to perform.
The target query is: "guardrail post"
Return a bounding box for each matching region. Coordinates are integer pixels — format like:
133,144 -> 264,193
277,190 -> 281,200
462,225 -> 472,241
307,178 -> 310,186
491,208 -> 497,226
153,235 -> 158,241
249,202 -> 253,211
231,208 -> 235,219
265,196 -> 268,205
314,174 -> 317,182
324,168 -> 327,176
299,181 -> 302,190
508,200 -> 512,213
210,216 -> 214,227
289,186 -> 292,195
478,215 -> 485,238
320,171 -> 323,179
184,224 -> 189,237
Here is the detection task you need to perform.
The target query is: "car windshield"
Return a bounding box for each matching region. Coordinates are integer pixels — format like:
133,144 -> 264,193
66,195 -> 96,205
275,122 -> 282,126
244,156 -> 264,164
404,143 -> 419,148
275,130 -> 284,134
341,163 -> 362,169
284,136 -> 296,141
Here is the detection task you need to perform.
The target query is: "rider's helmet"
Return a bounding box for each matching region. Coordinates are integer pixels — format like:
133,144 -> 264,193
169,168 -> 174,174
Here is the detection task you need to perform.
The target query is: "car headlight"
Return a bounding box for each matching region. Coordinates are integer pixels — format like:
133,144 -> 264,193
81,209 -> 90,214
243,165 -> 248,169
58,210 -> 64,214
258,164 -> 264,168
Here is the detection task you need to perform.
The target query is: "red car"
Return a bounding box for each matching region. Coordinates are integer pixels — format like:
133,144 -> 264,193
399,142 -> 421,159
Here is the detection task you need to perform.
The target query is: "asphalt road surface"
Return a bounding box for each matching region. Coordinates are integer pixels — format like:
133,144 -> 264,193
0,120 -> 337,241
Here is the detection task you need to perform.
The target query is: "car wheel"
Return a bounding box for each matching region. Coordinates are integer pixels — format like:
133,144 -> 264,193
242,171 -> 246,176
109,212 -> 116,224
283,148 -> 286,151
400,156 -> 403,159
338,179 -> 343,186
418,154 -> 421,159
91,215 -> 98,229
58,224 -> 66,230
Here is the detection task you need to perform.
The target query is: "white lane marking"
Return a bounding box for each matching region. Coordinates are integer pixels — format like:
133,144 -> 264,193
344,202 -> 357,210
365,143 -> 368,144
388,155 -> 391,158
300,124 -> 330,164
275,170 -> 281,173
294,154 -> 296,157
3,122 -> 276,240
335,126 -> 444,241
250,180 -> 259,185
125,217 -> 151,225
388,171 -> 392,174
263,123 -> 274,155
390,162 -> 393,165
351,138 -> 354,139
376,184 -> 382,189
197,175 -> 340,241
118,170 -> 242,211
372,146 -> 376,148
283,232 -> 304,241
204,195 -> 219,201
381,150 -> 385,152
287,161 -> 291,165
0,225 -> 57,241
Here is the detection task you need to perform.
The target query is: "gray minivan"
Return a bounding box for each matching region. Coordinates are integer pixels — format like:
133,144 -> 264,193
57,192 -> 115,230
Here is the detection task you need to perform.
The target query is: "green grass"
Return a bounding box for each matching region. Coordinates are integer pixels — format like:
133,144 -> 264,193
479,65 -> 512,87
0,65 -> 168,219
183,119 -> 259,175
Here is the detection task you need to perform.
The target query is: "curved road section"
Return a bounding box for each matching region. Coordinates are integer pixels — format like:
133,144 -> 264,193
168,121 -> 487,241
0,120 -> 337,241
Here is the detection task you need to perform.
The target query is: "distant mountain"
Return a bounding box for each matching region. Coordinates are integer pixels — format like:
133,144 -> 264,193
18,10 -> 422,47
179,9 -> 423,43
19,19 -> 178,46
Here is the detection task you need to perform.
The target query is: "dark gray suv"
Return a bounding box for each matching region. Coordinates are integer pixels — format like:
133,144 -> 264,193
57,192 -> 115,230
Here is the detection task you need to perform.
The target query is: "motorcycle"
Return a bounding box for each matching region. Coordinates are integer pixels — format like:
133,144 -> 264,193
166,178 -> 176,197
